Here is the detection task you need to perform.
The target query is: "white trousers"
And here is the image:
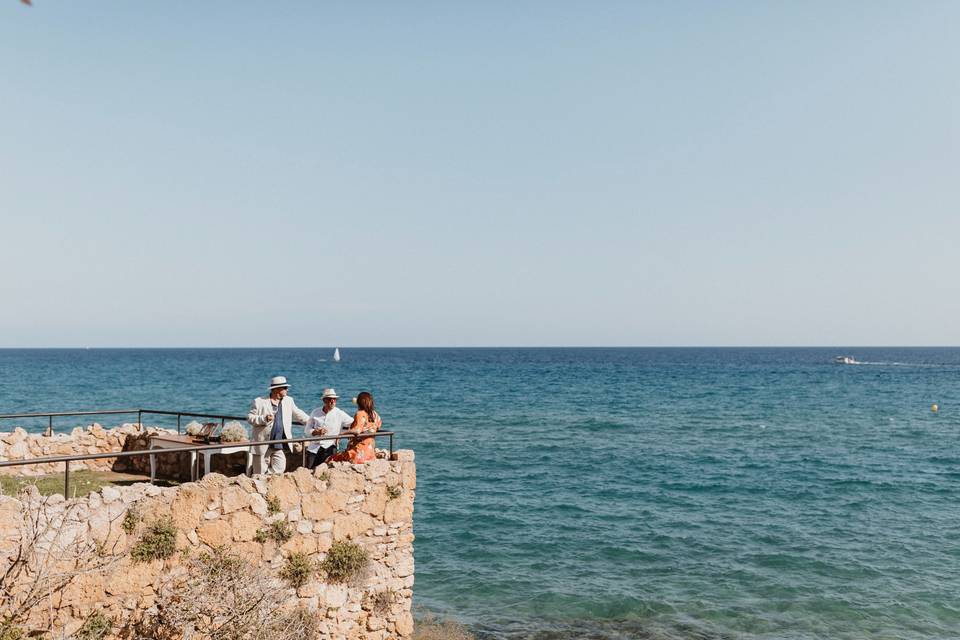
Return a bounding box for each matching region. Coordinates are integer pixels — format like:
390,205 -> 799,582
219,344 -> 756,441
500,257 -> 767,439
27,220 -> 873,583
256,448 -> 287,475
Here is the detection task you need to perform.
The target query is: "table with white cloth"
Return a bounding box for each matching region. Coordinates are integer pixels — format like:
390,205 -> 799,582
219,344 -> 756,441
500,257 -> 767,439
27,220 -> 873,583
201,443 -> 254,477
148,435 -> 255,481
148,434 -> 201,483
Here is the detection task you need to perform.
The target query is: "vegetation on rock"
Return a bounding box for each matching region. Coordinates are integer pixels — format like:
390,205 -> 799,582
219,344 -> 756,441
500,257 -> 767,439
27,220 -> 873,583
254,519 -> 292,544
320,540 -> 369,583
121,507 -> 141,535
136,547 -> 319,639
130,517 -> 177,563
74,612 -> 111,640
279,552 -> 315,587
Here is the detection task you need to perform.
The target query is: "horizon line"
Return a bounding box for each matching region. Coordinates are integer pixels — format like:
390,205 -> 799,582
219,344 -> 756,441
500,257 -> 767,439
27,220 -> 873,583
2,345 -> 960,350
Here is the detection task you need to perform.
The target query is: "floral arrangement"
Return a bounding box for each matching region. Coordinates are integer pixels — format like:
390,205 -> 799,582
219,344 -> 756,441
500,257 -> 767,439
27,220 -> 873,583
220,421 -> 247,443
185,421 -> 204,436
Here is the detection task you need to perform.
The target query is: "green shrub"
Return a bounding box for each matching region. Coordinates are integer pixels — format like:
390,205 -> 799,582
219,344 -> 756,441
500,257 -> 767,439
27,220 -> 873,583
279,552 -> 315,587
255,520 -> 293,544
387,485 -> 403,500
320,540 -> 369,583
318,471 -> 329,481
0,623 -> 25,640
75,612 -> 111,640
130,516 -> 177,563
121,507 -> 142,534
266,494 -> 281,515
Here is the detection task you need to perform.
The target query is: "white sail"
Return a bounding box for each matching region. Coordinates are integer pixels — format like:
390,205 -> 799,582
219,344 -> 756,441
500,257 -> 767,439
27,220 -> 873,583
333,347 -> 341,362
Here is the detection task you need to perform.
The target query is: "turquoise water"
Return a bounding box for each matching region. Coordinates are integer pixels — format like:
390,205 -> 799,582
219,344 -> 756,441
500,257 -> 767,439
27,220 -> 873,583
1,347 -> 959,639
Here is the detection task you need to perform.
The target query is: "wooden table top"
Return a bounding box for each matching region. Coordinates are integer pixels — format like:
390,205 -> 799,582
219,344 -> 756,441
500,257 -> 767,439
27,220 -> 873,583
148,434 -> 202,446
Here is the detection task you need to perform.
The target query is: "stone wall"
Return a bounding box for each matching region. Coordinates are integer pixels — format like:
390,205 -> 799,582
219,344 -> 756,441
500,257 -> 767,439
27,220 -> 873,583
0,424 -> 250,480
0,454 -> 416,639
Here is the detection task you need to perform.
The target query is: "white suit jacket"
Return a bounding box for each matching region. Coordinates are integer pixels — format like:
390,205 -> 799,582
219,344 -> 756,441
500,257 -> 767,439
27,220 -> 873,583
247,395 -> 310,455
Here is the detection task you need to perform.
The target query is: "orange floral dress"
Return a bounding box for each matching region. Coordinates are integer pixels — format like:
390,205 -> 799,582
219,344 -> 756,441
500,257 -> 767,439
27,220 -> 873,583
329,410 -> 381,464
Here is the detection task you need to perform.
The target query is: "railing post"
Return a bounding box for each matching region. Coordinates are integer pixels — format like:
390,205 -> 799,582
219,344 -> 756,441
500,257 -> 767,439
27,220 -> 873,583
302,441 -> 307,467
389,433 -> 394,458
47,415 -> 52,437
177,414 -> 181,434
64,459 -> 70,497
138,410 -> 142,431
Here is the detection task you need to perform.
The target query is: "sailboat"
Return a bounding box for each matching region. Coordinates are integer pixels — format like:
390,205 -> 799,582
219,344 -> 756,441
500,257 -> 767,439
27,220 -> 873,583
333,347 -> 341,362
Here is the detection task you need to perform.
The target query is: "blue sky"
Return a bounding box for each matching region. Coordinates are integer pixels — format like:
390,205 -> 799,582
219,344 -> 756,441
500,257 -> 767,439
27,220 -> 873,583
1,1 -> 957,347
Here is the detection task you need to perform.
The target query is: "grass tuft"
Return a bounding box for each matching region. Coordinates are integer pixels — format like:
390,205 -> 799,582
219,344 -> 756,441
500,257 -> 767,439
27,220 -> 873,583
279,552 -> 315,587
121,507 -> 141,535
255,519 -> 293,544
74,612 -> 111,640
266,494 -> 281,515
130,516 -> 177,563
0,623 -> 25,640
319,540 -> 369,583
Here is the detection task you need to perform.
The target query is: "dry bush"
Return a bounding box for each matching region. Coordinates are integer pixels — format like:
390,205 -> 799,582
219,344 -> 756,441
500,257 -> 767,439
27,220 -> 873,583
0,490 -> 122,633
133,546 -> 319,640
279,552 -> 314,588
129,517 -> 176,563
413,612 -> 476,640
319,540 -> 368,583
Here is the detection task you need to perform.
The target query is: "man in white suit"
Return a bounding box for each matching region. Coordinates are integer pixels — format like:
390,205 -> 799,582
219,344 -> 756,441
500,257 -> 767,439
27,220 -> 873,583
247,375 -> 310,475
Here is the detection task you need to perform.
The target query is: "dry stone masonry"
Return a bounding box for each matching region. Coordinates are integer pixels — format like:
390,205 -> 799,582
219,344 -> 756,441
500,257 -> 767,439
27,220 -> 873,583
0,424 -> 250,479
0,429 -> 416,639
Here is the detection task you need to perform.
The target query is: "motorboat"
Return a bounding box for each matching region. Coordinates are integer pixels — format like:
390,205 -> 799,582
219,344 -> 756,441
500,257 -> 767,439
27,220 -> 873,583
834,355 -> 859,365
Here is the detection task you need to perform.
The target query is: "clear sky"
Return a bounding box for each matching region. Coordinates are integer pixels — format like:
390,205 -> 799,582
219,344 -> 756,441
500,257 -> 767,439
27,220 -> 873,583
1,1 -> 957,347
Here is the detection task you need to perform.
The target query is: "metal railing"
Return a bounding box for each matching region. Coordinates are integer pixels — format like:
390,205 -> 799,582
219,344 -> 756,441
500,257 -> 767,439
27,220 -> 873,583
0,431 -> 396,498
0,409 -> 248,436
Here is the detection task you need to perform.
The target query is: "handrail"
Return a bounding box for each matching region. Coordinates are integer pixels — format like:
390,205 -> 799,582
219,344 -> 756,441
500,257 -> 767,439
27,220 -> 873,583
0,409 -> 141,419
0,408 -> 252,436
0,432 -> 396,497
140,409 -> 248,421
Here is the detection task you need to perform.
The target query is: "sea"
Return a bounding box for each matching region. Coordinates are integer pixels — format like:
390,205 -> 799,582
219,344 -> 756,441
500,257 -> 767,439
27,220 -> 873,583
0,347 -> 958,639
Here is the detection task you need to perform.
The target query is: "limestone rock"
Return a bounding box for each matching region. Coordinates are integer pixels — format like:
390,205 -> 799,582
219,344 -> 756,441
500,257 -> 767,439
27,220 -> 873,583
324,583 -> 349,608
364,459 -> 390,480
249,492 -> 269,516
401,462 -> 416,490
293,466 -> 314,492
282,534 -> 318,556
197,519 -> 232,547
301,493 -> 334,521
170,484 -> 206,530
384,494 -> 414,524
362,485 -> 389,517
329,468 -> 365,494
391,450 -> 415,462
333,512 -> 375,540
230,510 -> 261,542
220,485 -> 249,514
395,611 -> 414,636
297,520 -> 314,534
268,476 -> 299,511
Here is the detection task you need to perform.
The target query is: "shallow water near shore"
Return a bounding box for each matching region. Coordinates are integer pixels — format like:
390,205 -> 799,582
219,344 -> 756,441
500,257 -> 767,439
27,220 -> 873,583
2,347 -> 959,639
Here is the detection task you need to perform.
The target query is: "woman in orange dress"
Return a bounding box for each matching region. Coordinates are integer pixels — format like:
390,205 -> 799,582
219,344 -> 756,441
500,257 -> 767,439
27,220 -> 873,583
329,391 -> 381,464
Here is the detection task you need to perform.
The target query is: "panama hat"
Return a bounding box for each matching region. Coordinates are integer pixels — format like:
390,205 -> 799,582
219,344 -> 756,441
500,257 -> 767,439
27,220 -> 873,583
321,388 -> 340,399
268,376 -> 290,390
